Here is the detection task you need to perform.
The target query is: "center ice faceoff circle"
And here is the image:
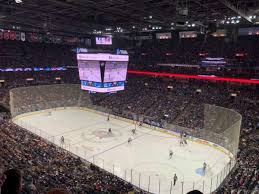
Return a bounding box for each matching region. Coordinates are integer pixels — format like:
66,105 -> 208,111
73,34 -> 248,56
81,127 -> 124,143
93,130 -> 115,139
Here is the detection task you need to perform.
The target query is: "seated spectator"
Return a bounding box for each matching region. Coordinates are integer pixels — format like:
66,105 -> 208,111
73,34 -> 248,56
1,169 -> 22,194
187,190 -> 203,194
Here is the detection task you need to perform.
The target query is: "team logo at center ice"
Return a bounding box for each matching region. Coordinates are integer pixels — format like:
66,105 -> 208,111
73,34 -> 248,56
93,130 -> 114,139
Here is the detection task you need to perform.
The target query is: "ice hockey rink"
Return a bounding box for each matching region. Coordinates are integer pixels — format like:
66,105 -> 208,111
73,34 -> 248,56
13,107 -> 232,194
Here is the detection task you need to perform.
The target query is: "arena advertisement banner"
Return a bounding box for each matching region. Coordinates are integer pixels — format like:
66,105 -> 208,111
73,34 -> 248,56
16,32 -> 21,41
133,35 -> 153,40
65,37 -> 79,44
238,27 -> 259,36
179,31 -> 197,38
211,29 -> 227,37
81,81 -> 125,93
9,31 -> 16,40
156,32 -> 172,39
95,36 -> 112,45
77,53 -> 129,62
27,33 -> 32,42
0,30 -> 135,46
0,28 -> 91,46
0,67 -> 67,72
201,57 -> 227,66
3,31 -> 10,40
21,32 -> 26,41
27,33 -> 35,42
32,33 -> 39,42
158,63 -> 199,67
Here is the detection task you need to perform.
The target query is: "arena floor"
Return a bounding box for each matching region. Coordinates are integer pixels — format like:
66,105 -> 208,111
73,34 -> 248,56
13,108 -> 231,194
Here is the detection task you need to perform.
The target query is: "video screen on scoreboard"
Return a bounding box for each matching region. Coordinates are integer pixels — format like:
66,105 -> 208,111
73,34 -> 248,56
104,61 -> 128,82
77,53 -> 129,93
78,61 -> 101,82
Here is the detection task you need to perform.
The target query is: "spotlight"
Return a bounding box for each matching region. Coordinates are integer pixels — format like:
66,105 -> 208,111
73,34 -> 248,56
15,0 -> 22,3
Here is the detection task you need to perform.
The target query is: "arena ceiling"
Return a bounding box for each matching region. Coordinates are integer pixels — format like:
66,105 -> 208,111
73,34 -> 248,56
0,0 -> 258,36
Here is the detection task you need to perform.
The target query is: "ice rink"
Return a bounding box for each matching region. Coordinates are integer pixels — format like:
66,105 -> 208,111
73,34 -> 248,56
13,108 -> 231,194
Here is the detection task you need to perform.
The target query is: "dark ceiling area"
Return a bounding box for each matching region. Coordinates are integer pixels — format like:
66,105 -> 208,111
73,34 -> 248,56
0,0 -> 258,36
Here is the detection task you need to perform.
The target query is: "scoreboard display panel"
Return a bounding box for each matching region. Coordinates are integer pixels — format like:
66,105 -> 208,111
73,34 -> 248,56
78,60 -> 101,82
77,53 -> 129,93
104,61 -> 128,82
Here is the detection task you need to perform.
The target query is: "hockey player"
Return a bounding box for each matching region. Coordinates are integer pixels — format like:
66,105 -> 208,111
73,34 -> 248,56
61,136 -> 64,144
169,150 -> 174,159
107,115 -> 110,121
203,162 -> 207,175
173,174 -> 178,186
132,128 -> 136,135
138,121 -> 143,127
180,131 -> 184,139
108,128 -> 112,133
128,137 -> 132,144
180,138 -> 184,147
183,137 -> 187,145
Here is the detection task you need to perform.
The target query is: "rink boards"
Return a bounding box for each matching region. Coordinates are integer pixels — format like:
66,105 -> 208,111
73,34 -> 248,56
12,107 -> 233,194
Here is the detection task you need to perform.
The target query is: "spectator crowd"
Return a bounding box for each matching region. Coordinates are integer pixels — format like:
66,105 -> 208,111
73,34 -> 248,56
0,73 -> 258,193
0,37 -> 259,194
0,116 -> 144,194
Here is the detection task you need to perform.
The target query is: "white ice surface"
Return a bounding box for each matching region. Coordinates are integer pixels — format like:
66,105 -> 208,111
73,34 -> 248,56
14,108 -> 231,194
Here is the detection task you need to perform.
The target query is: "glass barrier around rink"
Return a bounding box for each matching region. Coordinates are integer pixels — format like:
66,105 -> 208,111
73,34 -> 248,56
90,151 -> 236,194
9,84 -> 91,117
86,104 -> 241,155
11,103 -> 241,194
16,119 -> 149,193
13,116 -> 238,194
13,119 -> 150,192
